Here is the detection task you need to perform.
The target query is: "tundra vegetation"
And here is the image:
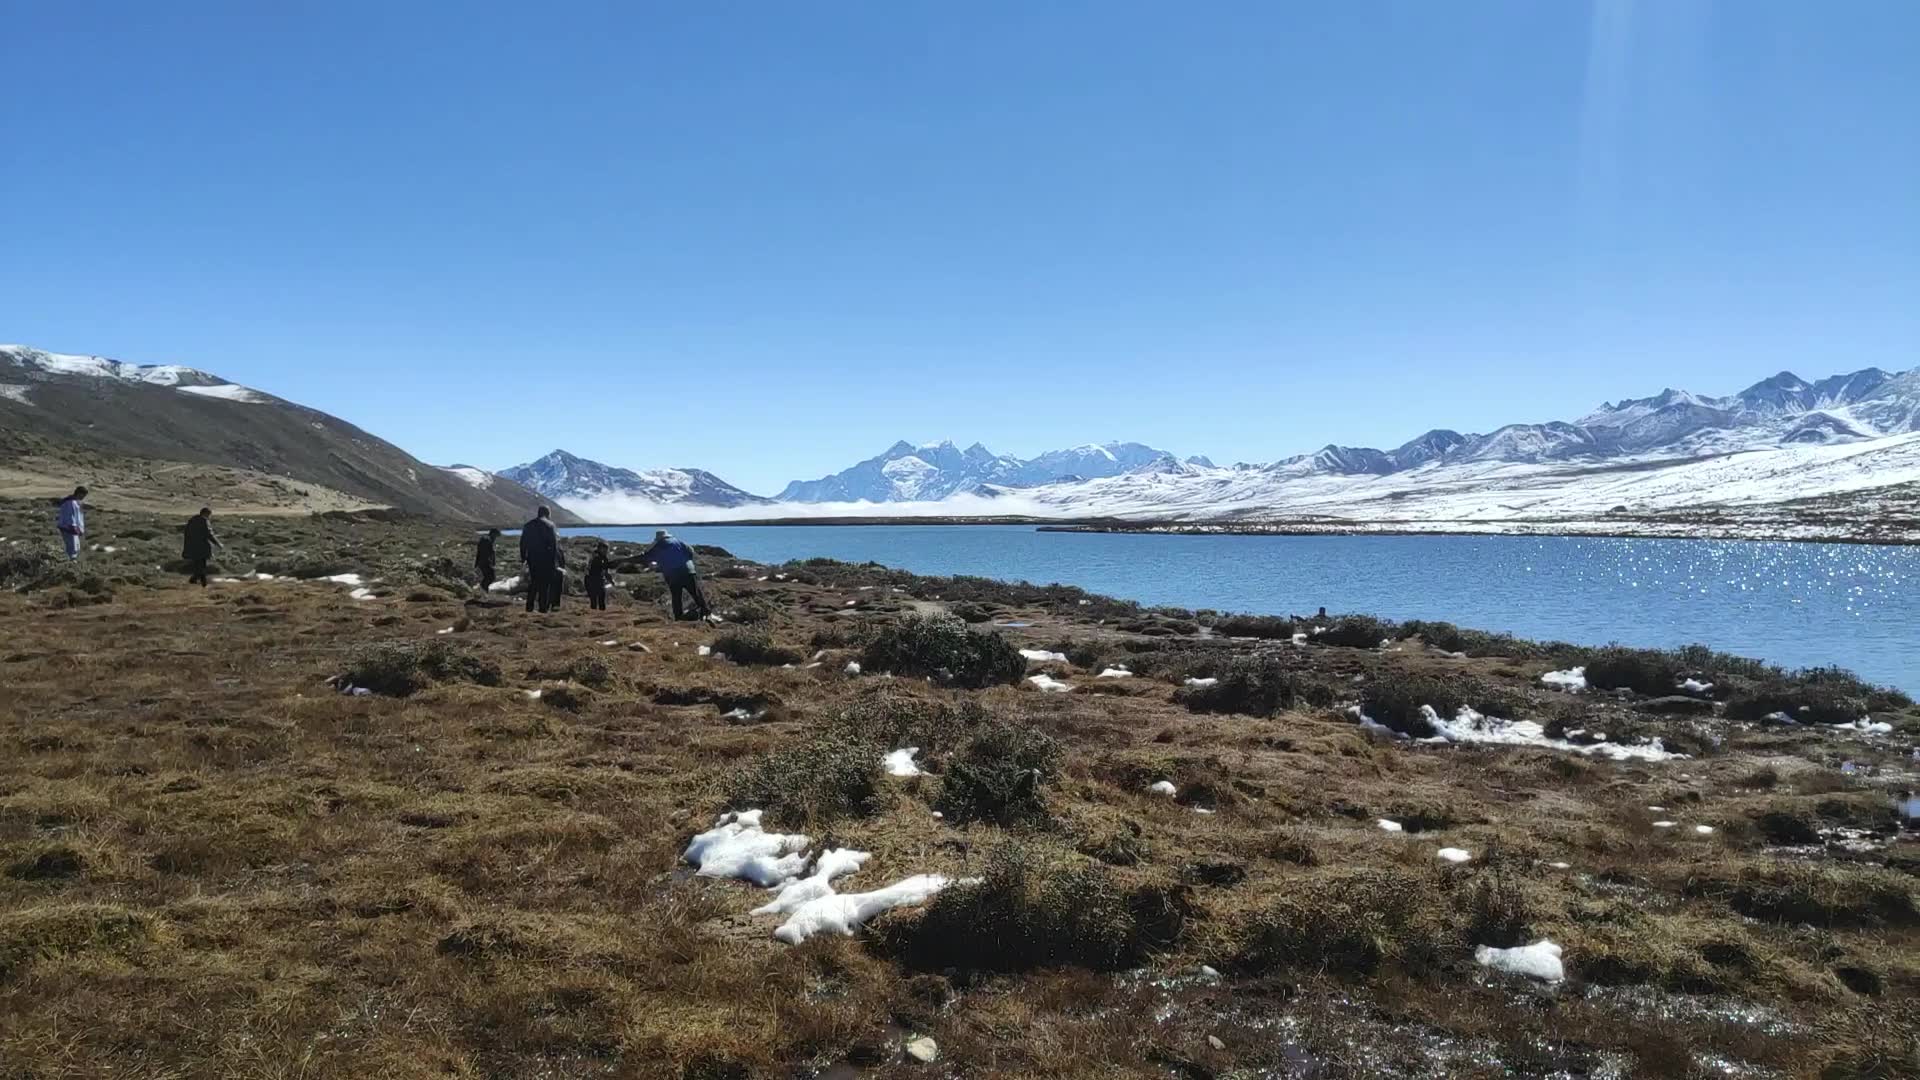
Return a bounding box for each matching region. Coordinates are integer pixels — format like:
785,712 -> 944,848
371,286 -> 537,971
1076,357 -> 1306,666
0,499 -> 1916,1079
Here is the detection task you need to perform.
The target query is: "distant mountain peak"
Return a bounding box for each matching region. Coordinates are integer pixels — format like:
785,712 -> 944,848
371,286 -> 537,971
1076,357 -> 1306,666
502,449 -> 767,510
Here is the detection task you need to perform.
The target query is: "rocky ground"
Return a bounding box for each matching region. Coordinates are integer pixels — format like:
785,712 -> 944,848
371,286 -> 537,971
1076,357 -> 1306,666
1,499 -> 1917,1079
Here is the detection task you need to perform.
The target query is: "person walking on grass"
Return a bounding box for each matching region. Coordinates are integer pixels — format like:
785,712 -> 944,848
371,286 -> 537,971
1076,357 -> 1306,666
585,541 -> 614,610
638,529 -> 711,620
56,486 -> 87,560
518,506 -> 561,613
182,507 -> 223,587
475,528 -> 500,593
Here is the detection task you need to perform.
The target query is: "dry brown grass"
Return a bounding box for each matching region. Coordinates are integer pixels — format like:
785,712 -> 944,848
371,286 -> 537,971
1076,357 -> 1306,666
1,500 -> 1917,1078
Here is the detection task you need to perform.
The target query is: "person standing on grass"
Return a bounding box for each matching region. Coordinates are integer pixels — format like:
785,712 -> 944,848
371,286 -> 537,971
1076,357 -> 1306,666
518,506 -> 561,613
182,507 -> 223,587
56,486 -> 87,560
475,528 -> 500,592
637,529 -> 711,620
585,541 -> 614,610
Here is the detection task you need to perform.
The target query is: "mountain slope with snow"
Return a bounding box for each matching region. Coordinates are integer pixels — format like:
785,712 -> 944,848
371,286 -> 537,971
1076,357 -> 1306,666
0,344 -> 570,523
776,439 -> 1179,502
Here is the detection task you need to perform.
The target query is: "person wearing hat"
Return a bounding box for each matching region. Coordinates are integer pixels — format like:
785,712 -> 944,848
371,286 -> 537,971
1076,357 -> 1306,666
636,529 -> 710,620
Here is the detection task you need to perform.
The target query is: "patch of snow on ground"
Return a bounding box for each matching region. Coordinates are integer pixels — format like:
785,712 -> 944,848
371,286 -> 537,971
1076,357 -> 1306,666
0,384 -> 33,406
697,645 -> 712,656
1436,848 -> 1471,863
1028,673 -> 1072,692
178,383 -> 269,404
1652,821 -> 1676,828
1097,667 -> 1133,678
1833,719 -> 1893,734
487,575 -> 520,593
1679,678 -> 1714,694
683,811 -> 812,887
773,874 -> 956,945
883,748 -> 922,777
1019,649 -> 1068,663
1476,940 -> 1565,982
1695,825 -> 1716,835
844,661 -> 861,675
349,588 -> 376,601
1184,676 -> 1218,688
322,573 -> 365,586
1378,819 -> 1404,832
751,848 -> 871,916
1421,705 -> 1682,762
1541,667 -> 1587,692
1148,780 -> 1177,797
441,466 -> 494,489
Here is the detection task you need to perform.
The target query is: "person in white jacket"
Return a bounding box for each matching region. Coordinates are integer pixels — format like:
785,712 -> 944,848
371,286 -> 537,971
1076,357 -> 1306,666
56,486 -> 87,560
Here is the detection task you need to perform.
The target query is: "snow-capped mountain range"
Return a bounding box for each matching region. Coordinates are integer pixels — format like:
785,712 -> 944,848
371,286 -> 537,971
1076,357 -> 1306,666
773,440 -> 1193,503
501,449 -> 770,509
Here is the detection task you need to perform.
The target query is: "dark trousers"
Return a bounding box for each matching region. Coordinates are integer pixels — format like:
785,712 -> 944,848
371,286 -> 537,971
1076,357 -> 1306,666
668,571 -> 709,620
587,581 -> 609,610
478,564 -> 494,592
187,557 -> 209,586
525,565 -> 556,613
548,569 -> 565,610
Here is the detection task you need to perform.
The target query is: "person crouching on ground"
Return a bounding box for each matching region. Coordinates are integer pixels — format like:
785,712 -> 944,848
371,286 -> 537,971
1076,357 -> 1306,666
475,528 -> 500,593
518,506 -> 561,613
183,507 -> 223,586
585,541 -> 614,610
57,486 -> 87,560
638,529 -> 711,620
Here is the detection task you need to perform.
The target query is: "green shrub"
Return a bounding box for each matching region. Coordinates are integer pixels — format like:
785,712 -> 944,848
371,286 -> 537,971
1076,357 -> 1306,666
860,614 -> 1025,688
937,721 -> 1062,826
878,843 -> 1188,973
725,734 -> 884,827
1179,655 -> 1333,718
342,640 -> 502,697
711,629 -> 803,667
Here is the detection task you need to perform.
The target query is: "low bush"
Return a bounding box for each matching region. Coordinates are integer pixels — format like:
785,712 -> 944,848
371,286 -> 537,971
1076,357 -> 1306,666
725,734 -> 884,827
938,721 -> 1063,826
860,614 -> 1025,688
254,555 -> 354,580
719,596 -> 783,625
1583,646 -> 1686,696
1358,671 -> 1467,737
1696,864 -> 1919,928
342,640 -> 503,697
1397,620 -> 1583,662
1229,866 -> 1448,977
1315,614 -> 1396,649
1180,655 -> 1333,718
711,630 -> 803,667
878,842 -> 1188,973
1724,682 -> 1870,727
1206,614 -> 1299,640
829,687 -> 987,753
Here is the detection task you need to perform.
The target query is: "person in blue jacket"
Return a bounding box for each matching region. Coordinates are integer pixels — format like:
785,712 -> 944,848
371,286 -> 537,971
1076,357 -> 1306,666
637,529 -> 711,620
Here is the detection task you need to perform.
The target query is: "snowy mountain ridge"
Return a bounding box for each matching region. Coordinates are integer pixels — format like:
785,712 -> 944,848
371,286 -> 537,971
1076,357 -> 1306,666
501,449 -> 770,509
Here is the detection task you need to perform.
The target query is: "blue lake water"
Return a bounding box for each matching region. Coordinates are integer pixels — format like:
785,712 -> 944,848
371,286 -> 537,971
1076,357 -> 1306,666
566,525 -> 1920,693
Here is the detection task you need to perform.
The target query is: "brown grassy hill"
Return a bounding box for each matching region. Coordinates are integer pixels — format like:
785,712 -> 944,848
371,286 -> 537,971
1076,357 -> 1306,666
0,345 -> 574,524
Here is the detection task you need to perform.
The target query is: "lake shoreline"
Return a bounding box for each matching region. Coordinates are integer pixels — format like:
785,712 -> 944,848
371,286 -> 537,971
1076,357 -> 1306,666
564,515 -> 1920,548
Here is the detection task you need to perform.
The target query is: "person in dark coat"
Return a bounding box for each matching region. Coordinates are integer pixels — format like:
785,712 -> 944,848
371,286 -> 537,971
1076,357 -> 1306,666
518,507 -> 561,613
585,541 -> 614,610
549,544 -> 567,610
637,529 -> 711,620
182,507 -> 222,587
475,528 -> 500,592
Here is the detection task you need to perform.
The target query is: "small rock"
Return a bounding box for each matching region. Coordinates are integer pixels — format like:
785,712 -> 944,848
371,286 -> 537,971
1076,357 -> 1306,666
905,1036 -> 939,1063
1207,1035 -> 1226,1051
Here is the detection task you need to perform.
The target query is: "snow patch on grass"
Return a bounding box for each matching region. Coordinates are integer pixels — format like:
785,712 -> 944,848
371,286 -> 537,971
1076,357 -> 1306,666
883,748 -> 922,777
1540,667 -> 1587,692
1475,940 -> 1564,982
1027,673 -> 1072,693
1019,649 -> 1067,663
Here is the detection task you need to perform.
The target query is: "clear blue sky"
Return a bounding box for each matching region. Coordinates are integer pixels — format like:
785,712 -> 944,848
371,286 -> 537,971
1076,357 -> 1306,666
5,1 -> 1916,494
